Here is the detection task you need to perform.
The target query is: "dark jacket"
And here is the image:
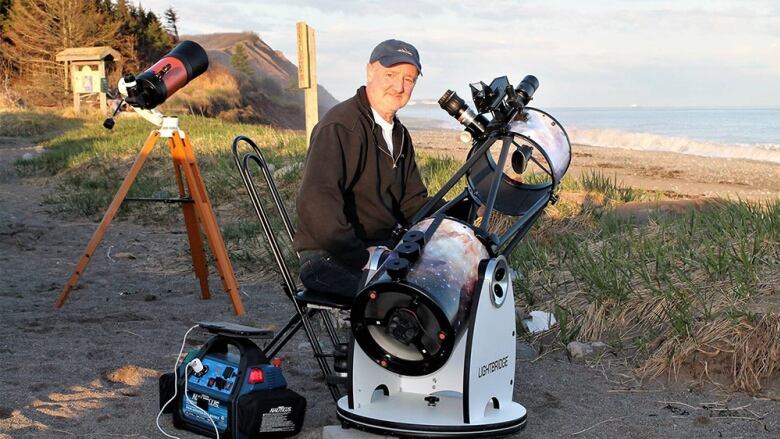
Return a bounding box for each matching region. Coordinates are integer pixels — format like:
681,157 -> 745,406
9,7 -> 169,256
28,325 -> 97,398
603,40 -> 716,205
293,86 -> 436,270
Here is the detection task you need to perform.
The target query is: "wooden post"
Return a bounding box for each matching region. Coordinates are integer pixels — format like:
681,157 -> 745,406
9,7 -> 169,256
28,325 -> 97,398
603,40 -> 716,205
71,64 -> 80,114
64,61 -> 70,90
296,21 -> 318,147
98,61 -> 107,114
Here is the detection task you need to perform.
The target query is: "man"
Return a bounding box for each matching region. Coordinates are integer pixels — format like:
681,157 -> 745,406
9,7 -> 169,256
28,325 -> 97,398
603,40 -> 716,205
293,39 -> 437,299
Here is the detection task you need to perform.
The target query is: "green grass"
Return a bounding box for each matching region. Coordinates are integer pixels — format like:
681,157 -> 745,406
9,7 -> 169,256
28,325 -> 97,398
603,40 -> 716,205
547,170 -> 648,207
0,111 -> 82,137
512,190 -> 780,391
15,112 -> 780,393
15,114 -> 305,219
415,153 -> 471,204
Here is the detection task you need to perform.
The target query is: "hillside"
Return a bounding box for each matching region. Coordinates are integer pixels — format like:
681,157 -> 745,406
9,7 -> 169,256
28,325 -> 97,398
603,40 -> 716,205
165,32 -> 338,129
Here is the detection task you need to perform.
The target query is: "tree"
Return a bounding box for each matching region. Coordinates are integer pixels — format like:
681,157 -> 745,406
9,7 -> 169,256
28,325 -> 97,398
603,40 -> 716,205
231,43 -> 253,80
0,0 -> 12,26
0,0 -> 120,103
0,0 -> 13,47
127,8 -> 174,68
164,7 -> 179,42
0,0 -> 177,105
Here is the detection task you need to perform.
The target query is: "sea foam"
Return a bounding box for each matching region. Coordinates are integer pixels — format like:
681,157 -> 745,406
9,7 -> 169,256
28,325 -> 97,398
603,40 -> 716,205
568,128 -> 780,165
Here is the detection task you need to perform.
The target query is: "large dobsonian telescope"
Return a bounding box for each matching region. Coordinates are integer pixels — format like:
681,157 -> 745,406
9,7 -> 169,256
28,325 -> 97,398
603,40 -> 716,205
337,74 -> 571,437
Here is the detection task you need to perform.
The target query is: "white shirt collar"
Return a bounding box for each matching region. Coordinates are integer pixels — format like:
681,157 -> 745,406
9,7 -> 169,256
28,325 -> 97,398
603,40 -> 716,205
371,107 -> 394,130
371,107 -> 395,156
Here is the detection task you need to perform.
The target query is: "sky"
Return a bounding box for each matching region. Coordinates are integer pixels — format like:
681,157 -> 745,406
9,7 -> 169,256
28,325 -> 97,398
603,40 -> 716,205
141,0 -> 780,108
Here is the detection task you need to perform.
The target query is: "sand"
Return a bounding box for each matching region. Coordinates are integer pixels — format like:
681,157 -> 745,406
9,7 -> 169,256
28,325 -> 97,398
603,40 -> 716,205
411,130 -> 780,201
1,131 -> 778,438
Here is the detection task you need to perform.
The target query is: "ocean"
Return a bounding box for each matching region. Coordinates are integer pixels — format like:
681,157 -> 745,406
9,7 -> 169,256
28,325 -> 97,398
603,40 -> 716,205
398,104 -> 780,164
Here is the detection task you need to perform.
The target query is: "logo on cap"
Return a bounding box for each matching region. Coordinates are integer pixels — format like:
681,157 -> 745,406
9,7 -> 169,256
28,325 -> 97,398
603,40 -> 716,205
397,47 -> 413,56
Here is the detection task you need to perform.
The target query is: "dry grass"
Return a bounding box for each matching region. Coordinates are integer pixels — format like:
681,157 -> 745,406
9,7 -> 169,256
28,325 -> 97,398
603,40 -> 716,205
513,189 -> 780,394
642,314 -> 780,394
163,63 -> 241,117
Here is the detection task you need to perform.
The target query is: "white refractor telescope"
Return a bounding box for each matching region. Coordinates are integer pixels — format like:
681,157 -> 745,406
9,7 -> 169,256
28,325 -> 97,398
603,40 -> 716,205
336,75 -> 572,437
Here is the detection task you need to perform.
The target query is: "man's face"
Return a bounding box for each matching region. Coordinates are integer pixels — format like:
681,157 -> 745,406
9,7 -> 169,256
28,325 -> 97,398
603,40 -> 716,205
365,61 -> 418,117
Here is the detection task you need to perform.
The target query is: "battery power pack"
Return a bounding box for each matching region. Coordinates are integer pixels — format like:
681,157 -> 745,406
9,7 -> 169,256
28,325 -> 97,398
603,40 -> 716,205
159,322 -> 306,439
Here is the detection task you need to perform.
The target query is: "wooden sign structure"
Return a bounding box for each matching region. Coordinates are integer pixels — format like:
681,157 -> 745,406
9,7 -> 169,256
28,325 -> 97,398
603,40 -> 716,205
56,47 -> 120,114
296,22 -> 318,146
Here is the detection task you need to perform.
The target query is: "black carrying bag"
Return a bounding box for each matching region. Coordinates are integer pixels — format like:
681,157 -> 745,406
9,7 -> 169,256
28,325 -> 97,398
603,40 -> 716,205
237,388 -> 307,438
159,372 -> 177,413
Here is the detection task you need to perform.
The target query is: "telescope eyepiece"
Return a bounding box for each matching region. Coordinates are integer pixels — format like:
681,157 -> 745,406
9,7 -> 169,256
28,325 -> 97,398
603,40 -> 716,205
439,90 -> 486,134
438,90 -> 467,118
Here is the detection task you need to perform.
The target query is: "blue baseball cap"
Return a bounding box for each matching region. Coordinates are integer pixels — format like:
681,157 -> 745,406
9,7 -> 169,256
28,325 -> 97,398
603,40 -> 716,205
369,39 -> 422,75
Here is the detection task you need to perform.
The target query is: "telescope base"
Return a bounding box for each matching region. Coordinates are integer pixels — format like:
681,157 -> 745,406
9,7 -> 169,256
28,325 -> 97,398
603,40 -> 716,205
336,394 -> 526,438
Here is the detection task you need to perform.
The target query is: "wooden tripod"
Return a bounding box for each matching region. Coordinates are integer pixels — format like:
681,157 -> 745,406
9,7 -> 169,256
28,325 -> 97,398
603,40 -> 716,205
55,122 -> 246,315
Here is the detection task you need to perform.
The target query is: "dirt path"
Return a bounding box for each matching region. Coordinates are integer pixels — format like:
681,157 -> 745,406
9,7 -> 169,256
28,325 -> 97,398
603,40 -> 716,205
1,135 -> 778,438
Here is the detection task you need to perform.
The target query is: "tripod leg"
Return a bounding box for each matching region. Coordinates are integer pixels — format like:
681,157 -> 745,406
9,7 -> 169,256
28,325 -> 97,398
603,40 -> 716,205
56,131 -> 161,308
170,133 -> 245,315
171,148 -> 210,300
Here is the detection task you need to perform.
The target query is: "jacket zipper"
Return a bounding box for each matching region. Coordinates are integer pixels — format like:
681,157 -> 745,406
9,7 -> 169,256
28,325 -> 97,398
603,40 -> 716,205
363,110 -> 405,223
393,131 -> 404,168
366,113 -> 402,168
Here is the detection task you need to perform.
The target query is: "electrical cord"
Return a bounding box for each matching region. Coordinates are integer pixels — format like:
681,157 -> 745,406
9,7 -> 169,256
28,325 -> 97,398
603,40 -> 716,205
156,324 -> 220,439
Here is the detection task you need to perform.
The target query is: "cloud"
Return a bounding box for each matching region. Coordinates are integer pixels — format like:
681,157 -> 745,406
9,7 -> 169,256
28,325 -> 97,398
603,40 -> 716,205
138,0 -> 780,106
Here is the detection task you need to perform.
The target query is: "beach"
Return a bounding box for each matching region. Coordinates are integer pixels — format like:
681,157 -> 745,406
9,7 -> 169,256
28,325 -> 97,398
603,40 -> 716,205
411,129 -> 780,201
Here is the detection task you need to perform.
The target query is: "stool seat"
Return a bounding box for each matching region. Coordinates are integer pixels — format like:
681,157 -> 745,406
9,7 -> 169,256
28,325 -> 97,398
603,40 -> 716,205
295,288 -> 353,309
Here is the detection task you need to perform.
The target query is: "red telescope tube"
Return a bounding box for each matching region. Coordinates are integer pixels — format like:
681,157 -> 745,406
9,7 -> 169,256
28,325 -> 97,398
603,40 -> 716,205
125,40 -> 209,109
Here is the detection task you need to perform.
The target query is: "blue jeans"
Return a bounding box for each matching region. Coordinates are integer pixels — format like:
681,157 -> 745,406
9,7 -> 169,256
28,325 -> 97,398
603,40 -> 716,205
298,250 -> 362,299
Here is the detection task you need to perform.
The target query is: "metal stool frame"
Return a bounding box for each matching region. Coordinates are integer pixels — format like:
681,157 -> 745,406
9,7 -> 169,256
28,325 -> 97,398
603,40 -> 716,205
231,135 -> 347,402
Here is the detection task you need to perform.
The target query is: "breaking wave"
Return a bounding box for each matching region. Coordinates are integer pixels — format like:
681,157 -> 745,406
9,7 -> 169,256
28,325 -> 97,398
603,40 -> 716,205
567,128 -> 780,165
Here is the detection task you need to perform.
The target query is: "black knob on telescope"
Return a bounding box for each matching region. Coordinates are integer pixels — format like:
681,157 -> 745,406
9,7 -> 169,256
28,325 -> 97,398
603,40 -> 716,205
396,242 -> 421,264
402,230 -> 426,247
385,258 -> 409,280
425,395 -> 440,406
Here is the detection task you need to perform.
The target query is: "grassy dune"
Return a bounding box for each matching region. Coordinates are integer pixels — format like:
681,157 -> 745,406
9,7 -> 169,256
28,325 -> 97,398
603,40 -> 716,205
13,112 -> 780,394
0,111 -> 83,137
